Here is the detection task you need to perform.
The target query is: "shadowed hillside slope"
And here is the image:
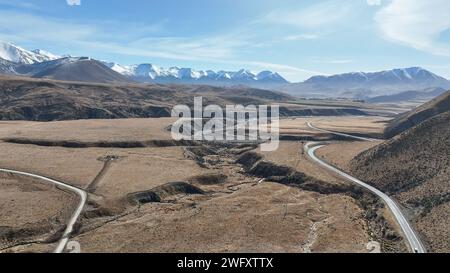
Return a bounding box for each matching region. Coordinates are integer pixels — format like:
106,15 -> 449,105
0,76 -> 293,121
30,59 -> 131,83
384,90 -> 450,138
10,57 -> 132,84
351,111 -> 450,252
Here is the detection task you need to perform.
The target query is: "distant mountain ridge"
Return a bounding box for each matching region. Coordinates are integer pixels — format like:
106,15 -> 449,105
103,62 -> 289,86
305,67 -> 449,89
280,67 -> 450,98
367,88 -> 446,104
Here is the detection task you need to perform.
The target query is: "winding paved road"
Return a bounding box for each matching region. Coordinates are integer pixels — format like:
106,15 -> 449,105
305,122 -> 426,253
0,168 -> 87,253
307,122 -> 379,142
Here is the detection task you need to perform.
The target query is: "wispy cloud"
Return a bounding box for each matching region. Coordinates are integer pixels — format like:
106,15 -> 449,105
0,9 -> 321,81
366,0 -> 381,6
314,59 -> 354,64
0,0 -> 41,10
0,10 -> 95,43
264,0 -> 353,28
375,0 -> 450,57
284,34 -> 319,41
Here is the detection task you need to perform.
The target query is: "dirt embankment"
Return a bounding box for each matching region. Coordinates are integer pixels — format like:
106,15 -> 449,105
128,182 -> 205,205
2,138 -> 199,148
279,107 -> 369,117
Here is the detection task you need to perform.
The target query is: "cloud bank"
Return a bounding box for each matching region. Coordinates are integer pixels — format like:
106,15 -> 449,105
376,0 -> 450,56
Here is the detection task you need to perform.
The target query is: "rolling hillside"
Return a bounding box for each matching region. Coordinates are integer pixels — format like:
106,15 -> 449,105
351,110 -> 450,252
384,90 -> 450,138
13,57 -> 132,84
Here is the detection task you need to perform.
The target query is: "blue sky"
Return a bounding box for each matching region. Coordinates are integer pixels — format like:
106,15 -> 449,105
1,0 -> 450,81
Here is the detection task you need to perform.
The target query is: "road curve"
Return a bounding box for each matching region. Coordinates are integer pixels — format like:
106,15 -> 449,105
0,168 -> 87,253
307,122 -> 379,142
304,123 -> 426,253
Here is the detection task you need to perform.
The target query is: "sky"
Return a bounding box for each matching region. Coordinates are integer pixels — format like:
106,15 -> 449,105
0,0 -> 450,82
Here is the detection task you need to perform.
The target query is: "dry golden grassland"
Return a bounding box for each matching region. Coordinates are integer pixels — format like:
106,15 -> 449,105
75,182 -> 370,253
0,118 -> 176,142
0,116 -> 400,253
0,174 -> 77,252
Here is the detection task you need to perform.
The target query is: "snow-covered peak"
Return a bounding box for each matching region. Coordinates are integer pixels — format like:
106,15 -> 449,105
105,61 -> 289,85
32,49 -> 60,61
256,71 -> 289,83
0,41 -> 59,64
304,66 -> 450,91
103,62 -> 136,76
235,69 -> 256,78
216,71 -> 233,80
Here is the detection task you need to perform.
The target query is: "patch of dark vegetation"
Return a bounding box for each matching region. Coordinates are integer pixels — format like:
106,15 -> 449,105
153,182 -> 205,199
188,174 -> 228,185
2,138 -> 199,148
43,225 -> 67,244
184,145 -> 219,167
83,207 -> 116,219
351,132 -> 384,139
227,144 -> 259,155
81,200 -> 121,219
279,133 -> 378,142
348,188 -> 405,252
235,152 -> 263,171
280,135 -> 330,142
0,226 -> 41,243
408,193 -> 450,217
0,221 -> 54,247
249,161 -> 294,177
128,191 -> 161,205
279,107 -> 369,117
299,180 -> 350,195
185,145 -> 217,158
237,152 -> 355,195
128,182 -> 204,205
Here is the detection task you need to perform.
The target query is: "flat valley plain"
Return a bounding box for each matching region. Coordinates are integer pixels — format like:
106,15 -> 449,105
0,114 -> 411,253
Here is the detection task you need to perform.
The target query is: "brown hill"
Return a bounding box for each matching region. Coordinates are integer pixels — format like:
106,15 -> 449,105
0,76 -> 293,121
15,58 -> 131,84
384,90 -> 450,138
351,111 -> 450,252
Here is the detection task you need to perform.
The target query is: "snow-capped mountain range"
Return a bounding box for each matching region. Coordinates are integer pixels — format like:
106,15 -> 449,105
304,67 -> 450,89
281,67 -> 450,98
103,62 -> 288,85
0,41 -> 288,86
0,41 -> 60,64
1,41 -> 449,97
